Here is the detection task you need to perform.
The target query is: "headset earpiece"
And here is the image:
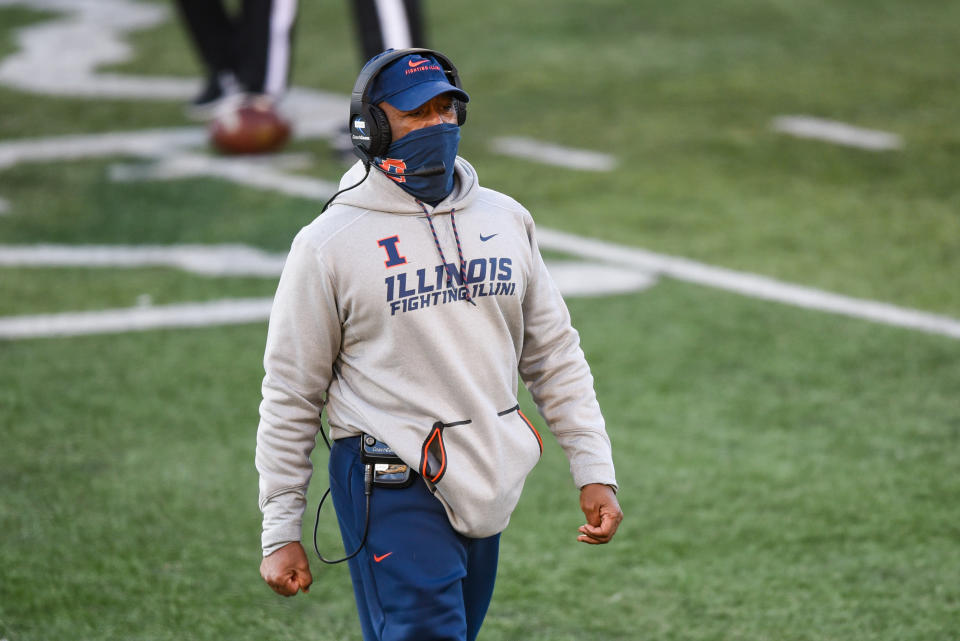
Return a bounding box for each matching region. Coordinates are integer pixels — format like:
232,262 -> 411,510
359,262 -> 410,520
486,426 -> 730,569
360,103 -> 393,159
349,48 -> 467,165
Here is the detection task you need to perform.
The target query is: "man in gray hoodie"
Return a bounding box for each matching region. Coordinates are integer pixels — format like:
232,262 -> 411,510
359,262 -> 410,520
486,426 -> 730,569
256,48 -> 622,641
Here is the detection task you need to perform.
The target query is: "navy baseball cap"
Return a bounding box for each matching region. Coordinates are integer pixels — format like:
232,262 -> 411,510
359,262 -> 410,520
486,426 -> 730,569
368,51 -> 469,111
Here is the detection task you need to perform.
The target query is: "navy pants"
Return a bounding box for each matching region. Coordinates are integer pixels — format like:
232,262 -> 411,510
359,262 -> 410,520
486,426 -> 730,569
329,437 -> 500,641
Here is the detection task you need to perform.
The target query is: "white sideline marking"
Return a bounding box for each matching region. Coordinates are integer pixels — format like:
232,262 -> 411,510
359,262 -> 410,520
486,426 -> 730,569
490,137 -> 617,171
546,261 -> 657,297
0,244 -> 287,276
771,116 -> 903,151
0,131 -> 338,201
537,227 -> 960,340
0,298 -> 275,339
109,152 -> 339,200
0,196 -> 9,215
0,129 -> 206,170
110,151 -> 315,179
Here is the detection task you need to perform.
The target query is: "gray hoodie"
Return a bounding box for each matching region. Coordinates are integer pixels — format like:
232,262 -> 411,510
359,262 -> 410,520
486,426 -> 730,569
256,157 -> 617,555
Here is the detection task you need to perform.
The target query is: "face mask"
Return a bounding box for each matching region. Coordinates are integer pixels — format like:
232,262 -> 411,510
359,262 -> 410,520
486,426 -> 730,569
377,123 -> 460,204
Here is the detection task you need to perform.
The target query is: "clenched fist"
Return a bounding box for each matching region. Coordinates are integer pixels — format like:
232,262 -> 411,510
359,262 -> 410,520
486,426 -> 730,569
260,541 -> 313,596
577,483 -> 623,544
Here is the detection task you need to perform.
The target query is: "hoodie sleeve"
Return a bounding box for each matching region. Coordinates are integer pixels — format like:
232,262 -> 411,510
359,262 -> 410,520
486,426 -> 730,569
517,214 -> 618,492
256,230 -> 342,556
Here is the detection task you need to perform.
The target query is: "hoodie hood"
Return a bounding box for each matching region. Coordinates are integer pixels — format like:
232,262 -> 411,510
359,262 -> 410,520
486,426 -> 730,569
333,156 -> 480,215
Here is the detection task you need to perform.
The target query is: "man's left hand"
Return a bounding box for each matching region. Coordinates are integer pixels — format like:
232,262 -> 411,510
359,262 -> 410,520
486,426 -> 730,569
577,483 -> 623,544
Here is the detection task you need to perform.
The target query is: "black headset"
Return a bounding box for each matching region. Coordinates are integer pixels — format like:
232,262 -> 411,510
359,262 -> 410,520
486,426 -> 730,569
349,48 -> 467,165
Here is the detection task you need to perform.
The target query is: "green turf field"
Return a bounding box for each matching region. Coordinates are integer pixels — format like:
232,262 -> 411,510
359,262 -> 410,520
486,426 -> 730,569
1,1 -> 959,639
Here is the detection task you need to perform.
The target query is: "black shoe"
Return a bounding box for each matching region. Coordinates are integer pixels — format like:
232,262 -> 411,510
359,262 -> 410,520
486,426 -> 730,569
184,71 -> 241,121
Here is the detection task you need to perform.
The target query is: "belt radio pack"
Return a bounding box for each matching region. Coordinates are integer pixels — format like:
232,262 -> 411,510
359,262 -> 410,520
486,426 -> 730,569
314,432 -> 415,565
361,435 -> 415,488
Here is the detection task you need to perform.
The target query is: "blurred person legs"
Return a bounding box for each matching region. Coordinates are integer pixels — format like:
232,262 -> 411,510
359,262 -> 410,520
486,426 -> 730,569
332,0 -> 428,162
351,0 -> 426,61
175,0 -> 298,121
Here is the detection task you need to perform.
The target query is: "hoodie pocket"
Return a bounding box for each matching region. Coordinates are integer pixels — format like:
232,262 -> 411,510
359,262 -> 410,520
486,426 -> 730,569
420,418 -> 472,484
498,404 -> 543,456
419,406 -> 543,536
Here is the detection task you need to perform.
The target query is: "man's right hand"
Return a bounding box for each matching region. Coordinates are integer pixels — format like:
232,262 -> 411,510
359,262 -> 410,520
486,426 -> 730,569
260,541 -> 313,596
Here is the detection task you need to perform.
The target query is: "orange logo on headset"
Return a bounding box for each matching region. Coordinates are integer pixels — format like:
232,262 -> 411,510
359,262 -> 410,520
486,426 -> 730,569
379,158 -> 407,183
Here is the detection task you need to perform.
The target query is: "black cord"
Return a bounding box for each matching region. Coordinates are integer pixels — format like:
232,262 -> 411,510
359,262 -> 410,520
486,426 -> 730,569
320,163 -> 372,213
313,463 -> 374,564
320,425 -> 332,451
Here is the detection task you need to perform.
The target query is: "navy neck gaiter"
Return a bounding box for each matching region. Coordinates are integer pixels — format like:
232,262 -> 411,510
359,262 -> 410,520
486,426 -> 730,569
377,123 -> 460,205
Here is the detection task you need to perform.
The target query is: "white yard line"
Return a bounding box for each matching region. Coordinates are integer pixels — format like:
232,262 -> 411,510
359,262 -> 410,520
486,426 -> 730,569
0,129 -> 206,170
0,298 -> 275,339
0,244 -> 287,276
490,137 -> 617,171
110,152 -> 339,200
545,261 -> 657,297
537,227 -> 960,339
0,131 -> 339,200
771,116 -> 903,151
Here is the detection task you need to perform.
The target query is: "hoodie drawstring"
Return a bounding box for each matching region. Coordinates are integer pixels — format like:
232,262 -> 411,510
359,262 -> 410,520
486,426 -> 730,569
417,201 -> 476,306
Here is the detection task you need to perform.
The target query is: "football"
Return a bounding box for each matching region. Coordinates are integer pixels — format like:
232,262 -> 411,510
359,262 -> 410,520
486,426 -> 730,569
209,98 -> 292,155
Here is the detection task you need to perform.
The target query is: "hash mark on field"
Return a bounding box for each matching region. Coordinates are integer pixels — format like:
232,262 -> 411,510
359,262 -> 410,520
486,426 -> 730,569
771,116 -> 903,151
490,137 -> 617,171
0,299 -> 275,339
0,244 -> 288,276
109,152 -> 339,200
